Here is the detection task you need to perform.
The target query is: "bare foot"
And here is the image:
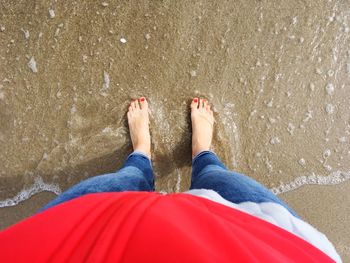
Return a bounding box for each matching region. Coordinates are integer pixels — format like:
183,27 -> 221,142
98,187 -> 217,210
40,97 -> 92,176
191,98 -> 214,159
127,97 -> 151,158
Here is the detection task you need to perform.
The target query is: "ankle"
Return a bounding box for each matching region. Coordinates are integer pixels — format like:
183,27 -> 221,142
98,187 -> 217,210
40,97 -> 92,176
134,146 -> 151,159
192,146 -> 210,159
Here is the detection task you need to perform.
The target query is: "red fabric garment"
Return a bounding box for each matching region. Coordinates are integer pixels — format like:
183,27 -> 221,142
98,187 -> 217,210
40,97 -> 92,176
0,192 -> 334,262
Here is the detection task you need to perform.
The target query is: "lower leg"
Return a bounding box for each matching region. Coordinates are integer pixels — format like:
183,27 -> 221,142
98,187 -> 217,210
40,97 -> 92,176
189,98 -> 300,218
122,150 -> 154,188
190,151 -> 299,217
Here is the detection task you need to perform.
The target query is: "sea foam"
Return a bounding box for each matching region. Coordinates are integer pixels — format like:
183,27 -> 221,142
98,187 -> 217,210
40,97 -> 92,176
0,176 -> 61,208
270,170 -> 350,195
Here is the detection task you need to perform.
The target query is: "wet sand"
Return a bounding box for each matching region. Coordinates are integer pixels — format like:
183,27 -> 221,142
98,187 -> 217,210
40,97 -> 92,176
1,0 -> 349,260
280,181 -> 350,260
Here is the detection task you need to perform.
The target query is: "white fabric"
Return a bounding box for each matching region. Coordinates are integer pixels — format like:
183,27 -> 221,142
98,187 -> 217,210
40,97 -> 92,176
185,189 -> 341,263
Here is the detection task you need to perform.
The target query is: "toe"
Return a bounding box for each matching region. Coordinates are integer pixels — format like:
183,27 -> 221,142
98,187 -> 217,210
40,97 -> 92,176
203,99 -> 208,108
199,98 -> 205,109
133,100 -> 140,109
128,100 -> 135,110
191,97 -> 199,110
139,97 -> 148,110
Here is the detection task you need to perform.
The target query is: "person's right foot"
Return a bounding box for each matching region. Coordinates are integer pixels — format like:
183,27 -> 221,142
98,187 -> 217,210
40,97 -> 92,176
127,97 -> 151,158
191,98 -> 214,159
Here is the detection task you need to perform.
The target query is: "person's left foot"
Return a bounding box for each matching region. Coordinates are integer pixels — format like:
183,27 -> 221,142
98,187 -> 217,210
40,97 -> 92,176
127,97 -> 151,158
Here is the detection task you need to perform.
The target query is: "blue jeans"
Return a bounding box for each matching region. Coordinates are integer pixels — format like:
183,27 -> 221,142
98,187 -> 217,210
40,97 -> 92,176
40,151 -> 299,218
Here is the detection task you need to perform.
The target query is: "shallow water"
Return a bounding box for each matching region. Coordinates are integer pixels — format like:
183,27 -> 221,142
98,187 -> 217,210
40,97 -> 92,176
1,0 -> 350,206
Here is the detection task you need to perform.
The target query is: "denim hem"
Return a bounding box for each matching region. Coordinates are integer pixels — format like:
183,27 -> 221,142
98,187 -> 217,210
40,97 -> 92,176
192,150 -> 216,164
128,150 -> 152,166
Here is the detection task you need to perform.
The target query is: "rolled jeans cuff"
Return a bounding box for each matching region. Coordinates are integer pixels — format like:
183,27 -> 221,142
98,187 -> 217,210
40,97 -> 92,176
128,150 -> 152,166
192,150 -> 216,164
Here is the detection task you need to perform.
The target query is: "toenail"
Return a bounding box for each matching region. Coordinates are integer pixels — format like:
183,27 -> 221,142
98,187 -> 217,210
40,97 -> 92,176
140,97 -> 145,102
193,98 -> 198,102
